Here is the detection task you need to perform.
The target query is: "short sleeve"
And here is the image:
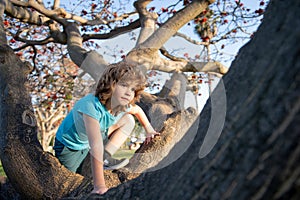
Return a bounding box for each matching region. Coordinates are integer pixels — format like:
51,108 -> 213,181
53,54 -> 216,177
75,94 -> 103,121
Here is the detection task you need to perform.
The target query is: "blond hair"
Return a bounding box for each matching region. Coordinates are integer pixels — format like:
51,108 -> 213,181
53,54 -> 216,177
95,62 -> 146,107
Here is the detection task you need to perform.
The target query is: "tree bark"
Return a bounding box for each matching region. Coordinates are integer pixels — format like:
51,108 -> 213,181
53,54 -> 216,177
84,0 -> 300,199
1,0 -> 300,199
0,45 -> 88,199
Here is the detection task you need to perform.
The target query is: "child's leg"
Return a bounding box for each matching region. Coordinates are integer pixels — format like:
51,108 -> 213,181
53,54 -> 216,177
105,113 -> 135,155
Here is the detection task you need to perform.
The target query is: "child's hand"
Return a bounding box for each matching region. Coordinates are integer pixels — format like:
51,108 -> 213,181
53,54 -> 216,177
91,185 -> 108,195
145,132 -> 160,145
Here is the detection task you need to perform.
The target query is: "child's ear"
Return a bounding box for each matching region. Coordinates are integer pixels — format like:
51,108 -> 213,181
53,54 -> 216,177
111,82 -> 116,90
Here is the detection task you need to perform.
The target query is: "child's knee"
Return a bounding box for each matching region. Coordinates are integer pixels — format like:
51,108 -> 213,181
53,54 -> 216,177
122,114 -> 135,131
124,113 -> 135,126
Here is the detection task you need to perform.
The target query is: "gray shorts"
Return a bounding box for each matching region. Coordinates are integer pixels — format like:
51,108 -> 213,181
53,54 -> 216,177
54,138 -> 89,173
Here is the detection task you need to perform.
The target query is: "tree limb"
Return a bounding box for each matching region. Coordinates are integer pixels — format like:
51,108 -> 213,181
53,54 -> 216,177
139,0 -> 214,50
134,0 -> 158,45
82,19 -> 141,41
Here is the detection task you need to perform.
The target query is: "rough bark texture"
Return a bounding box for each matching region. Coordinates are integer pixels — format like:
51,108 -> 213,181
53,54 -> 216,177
85,0 -> 300,199
0,45 -> 88,199
124,73 -> 198,173
1,0 -> 300,199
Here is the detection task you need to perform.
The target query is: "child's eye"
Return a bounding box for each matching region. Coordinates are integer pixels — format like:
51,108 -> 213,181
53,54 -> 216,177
119,82 -> 128,87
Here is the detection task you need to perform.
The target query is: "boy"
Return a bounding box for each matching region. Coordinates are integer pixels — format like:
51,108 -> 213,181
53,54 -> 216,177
54,62 -> 159,194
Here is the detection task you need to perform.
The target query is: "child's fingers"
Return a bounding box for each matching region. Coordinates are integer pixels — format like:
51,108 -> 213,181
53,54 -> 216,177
145,137 -> 151,144
153,132 -> 160,138
144,132 -> 161,144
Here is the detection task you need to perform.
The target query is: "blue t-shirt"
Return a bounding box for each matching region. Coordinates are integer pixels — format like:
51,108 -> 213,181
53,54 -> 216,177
56,94 -> 128,150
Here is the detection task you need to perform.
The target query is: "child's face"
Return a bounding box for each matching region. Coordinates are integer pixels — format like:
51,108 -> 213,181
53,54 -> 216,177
110,81 -> 136,107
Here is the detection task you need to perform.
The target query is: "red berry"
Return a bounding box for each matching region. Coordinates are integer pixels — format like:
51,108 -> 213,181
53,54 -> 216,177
81,10 -> 87,15
202,36 -> 210,42
4,20 -> 9,26
149,7 -> 155,11
161,8 -> 168,12
221,12 -> 228,16
255,9 -> 264,14
16,52 -> 23,56
91,3 -> 97,9
201,17 -> 207,23
183,0 -> 190,6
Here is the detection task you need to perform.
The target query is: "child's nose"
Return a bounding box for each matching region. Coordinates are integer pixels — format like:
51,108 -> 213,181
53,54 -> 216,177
125,88 -> 131,95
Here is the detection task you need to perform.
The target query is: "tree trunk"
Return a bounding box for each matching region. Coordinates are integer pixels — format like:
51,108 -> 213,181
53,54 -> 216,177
0,45 -> 88,199
1,0 -> 300,199
85,0 -> 300,199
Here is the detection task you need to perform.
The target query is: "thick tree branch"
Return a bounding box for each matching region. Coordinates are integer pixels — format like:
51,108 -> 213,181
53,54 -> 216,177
9,0 -> 106,26
65,22 -> 108,81
4,0 -> 48,25
125,0 -> 224,75
140,0 -> 215,50
134,0 -> 158,45
126,47 -> 227,75
53,0 -> 60,9
64,23 -> 88,67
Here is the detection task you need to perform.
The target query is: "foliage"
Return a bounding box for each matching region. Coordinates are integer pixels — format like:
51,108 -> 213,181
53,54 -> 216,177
0,160 -> 6,177
193,0 -> 269,61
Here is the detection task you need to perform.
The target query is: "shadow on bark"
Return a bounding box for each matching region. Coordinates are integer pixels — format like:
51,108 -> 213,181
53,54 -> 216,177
1,0 -> 300,199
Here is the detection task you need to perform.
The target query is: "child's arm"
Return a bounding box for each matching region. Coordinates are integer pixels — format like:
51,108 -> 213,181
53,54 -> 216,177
83,114 -> 108,195
128,104 -> 160,144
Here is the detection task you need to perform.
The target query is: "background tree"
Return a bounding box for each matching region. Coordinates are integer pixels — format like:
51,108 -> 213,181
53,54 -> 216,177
2,0 -> 267,152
